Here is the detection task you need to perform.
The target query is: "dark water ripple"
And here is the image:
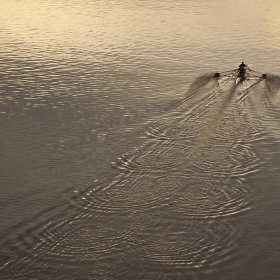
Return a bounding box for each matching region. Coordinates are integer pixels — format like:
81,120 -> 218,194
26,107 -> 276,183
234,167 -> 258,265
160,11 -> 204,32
1,207 -> 237,280
2,74 -> 280,279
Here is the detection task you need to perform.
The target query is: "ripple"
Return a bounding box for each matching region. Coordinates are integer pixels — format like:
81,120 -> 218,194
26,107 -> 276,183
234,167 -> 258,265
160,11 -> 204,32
72,174 -> 179,216
192,142 -> 259,176
142,220 -> 233,265
118,217 -> 237,278
173,175 -> 251,218
0,216 -> 131,279
114,137 -> 191,172
70,165 -> 250,221
0,208 -> 237,280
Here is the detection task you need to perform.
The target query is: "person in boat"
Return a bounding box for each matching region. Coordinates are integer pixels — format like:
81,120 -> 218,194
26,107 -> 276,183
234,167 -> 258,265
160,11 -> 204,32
238,62 -> 246,76
239,62 -> 246,68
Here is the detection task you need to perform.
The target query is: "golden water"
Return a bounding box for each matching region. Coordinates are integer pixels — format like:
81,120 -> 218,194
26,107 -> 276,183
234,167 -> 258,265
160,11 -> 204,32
1,0 -> 280,279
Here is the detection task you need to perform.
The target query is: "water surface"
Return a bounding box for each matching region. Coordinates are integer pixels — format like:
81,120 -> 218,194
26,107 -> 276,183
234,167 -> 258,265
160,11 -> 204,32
1,0 -> 280,279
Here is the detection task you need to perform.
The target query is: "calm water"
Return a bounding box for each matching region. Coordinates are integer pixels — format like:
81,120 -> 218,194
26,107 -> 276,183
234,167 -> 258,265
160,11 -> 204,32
1,0 -> 280,279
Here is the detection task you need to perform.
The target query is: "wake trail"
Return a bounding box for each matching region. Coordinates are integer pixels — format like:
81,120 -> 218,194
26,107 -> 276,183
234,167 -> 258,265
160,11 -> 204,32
2,73 -> 280,280
155,77 -> 237,141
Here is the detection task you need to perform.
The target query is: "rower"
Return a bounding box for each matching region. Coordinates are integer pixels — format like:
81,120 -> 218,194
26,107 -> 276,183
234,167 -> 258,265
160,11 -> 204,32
239,62 -> 246,68
239,66 -> 245,73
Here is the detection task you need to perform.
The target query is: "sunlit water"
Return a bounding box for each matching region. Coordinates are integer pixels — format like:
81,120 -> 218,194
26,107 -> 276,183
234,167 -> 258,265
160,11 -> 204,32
1,0 -> 280,279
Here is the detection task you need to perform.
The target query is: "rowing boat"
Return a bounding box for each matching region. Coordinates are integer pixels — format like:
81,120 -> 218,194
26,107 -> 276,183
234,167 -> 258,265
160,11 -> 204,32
236,67 -> 246,85
213,66 -> 266,87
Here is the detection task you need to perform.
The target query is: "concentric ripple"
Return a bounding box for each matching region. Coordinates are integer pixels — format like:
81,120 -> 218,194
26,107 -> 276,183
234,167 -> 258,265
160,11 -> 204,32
1,72 -> 280,279
0,212 -> 237,280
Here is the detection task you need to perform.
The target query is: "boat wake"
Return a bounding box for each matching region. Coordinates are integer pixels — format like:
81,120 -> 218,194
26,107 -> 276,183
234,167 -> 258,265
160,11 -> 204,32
1,73 -> 280,279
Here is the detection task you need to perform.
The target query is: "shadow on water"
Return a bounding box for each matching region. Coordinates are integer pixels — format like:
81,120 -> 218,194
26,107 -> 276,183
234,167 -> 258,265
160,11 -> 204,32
1,74 -> 280,279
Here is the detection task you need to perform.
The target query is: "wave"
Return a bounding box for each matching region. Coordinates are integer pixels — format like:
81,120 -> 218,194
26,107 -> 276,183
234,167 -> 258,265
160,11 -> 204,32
1,74 -> 280,279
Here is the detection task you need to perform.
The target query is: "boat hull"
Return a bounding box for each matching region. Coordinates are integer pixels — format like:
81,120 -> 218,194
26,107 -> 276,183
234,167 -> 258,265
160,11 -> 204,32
236,77 -> 242,85
236,67 -> 246,85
